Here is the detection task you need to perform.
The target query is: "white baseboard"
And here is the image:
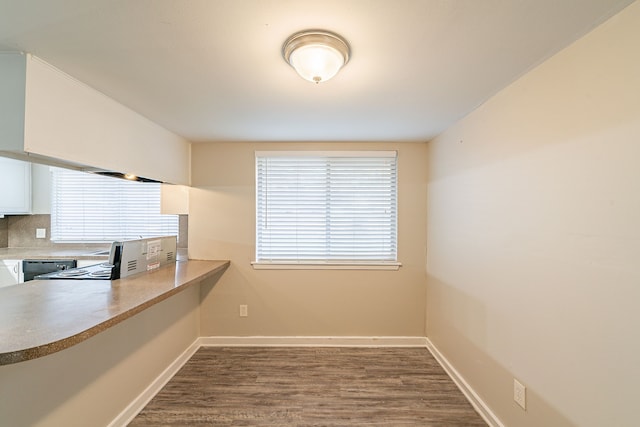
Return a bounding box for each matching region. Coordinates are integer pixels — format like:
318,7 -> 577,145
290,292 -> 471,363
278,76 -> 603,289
110,336 -> 501,427
108,338 -> 201,427
199,335 -> 429,347
425,338 -> 504,427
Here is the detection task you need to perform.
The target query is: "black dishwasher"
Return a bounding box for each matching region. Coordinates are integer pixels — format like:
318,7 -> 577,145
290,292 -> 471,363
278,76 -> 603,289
22,260 -> 77,281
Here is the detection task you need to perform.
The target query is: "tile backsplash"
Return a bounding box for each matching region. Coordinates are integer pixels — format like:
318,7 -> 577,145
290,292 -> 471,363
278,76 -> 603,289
8,214 -> 56,248
4,214 -> 188,248
0,217 -> 8,248
178,214 -> 188,249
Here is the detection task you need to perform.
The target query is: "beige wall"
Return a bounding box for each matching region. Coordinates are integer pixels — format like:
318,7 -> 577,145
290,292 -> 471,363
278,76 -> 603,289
0,284 -> 201,426
190,142 -> 428,337
426,2 -> 640,426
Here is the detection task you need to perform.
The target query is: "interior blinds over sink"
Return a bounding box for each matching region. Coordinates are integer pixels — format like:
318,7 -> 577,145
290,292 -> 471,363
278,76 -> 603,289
50,168 -> 178,242
255,151 -> 398,263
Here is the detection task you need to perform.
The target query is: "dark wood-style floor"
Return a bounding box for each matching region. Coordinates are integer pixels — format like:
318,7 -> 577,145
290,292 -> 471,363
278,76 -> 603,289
129,347 -> 487,426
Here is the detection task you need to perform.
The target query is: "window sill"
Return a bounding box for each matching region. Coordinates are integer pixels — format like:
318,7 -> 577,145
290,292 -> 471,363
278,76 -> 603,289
251,261 -> 402,271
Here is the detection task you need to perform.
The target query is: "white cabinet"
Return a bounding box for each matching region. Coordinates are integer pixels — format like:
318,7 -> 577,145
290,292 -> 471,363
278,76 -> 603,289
0,260 -> 22,288
31,163 -> 51,214
0,158 -> 51,215
0,157 -> 31,215
161,184 -> 189,214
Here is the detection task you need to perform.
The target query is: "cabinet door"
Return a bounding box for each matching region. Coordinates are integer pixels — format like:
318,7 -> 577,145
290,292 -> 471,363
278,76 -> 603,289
0,157 -> 32,214
0,260 -> 22,288
31,163 -> 51,214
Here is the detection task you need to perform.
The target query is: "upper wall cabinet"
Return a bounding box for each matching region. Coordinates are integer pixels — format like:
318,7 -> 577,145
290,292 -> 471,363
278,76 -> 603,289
160,184 -> 189,215
0,53 -> 191,185
31,162 -> 51,214
0,158 -> 51,215
0,157 -> 31,215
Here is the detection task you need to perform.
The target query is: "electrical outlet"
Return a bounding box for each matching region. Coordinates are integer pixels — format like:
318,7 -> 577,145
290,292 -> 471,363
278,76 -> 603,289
239,304 -> 248,317
514,378 -> 526,410
36,228 -> 46,239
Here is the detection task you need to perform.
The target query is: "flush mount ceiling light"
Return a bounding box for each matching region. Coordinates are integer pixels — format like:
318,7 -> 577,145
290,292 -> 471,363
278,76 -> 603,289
282,30 -> 350,84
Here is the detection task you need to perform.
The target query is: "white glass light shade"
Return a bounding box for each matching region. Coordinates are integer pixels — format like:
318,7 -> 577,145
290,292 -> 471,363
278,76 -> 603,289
283,30 -> 350,84
289,44 -> 344,83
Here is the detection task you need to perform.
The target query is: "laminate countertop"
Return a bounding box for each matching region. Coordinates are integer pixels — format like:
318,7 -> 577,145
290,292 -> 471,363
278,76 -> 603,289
0,247 -> 111,261
0,259 -> 230,365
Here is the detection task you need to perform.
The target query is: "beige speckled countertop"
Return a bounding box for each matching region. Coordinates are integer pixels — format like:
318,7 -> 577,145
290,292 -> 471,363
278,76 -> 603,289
0,259 -> 229,365
0,247 -> 111,261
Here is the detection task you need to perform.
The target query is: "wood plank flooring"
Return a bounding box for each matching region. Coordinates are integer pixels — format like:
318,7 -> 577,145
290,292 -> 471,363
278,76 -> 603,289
129,347 -> 487,426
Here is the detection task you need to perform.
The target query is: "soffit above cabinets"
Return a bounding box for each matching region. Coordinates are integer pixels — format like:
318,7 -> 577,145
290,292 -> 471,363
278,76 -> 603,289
0,54 -> 190,185
0,0 -> 634,143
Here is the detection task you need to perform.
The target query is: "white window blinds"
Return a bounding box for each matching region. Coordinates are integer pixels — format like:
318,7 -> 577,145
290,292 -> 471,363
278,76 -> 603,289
255,151 -> 398,263
50,168 -> 178,242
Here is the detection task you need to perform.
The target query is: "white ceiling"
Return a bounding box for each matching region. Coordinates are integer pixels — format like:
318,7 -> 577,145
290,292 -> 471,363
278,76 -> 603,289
0,0 -> 634,143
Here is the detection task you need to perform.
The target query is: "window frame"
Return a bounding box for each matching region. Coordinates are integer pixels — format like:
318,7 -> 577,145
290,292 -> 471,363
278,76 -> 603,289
252,151 -> 401,271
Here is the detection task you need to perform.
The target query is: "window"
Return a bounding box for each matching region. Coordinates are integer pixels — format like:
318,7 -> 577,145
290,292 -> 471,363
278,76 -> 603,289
254,151 -> 399,269
50,167 -> 178,242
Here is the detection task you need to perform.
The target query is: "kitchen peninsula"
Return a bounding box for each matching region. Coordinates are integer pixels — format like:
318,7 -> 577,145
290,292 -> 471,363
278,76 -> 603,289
0,259 -> 229,365
0,258 -> 229,427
